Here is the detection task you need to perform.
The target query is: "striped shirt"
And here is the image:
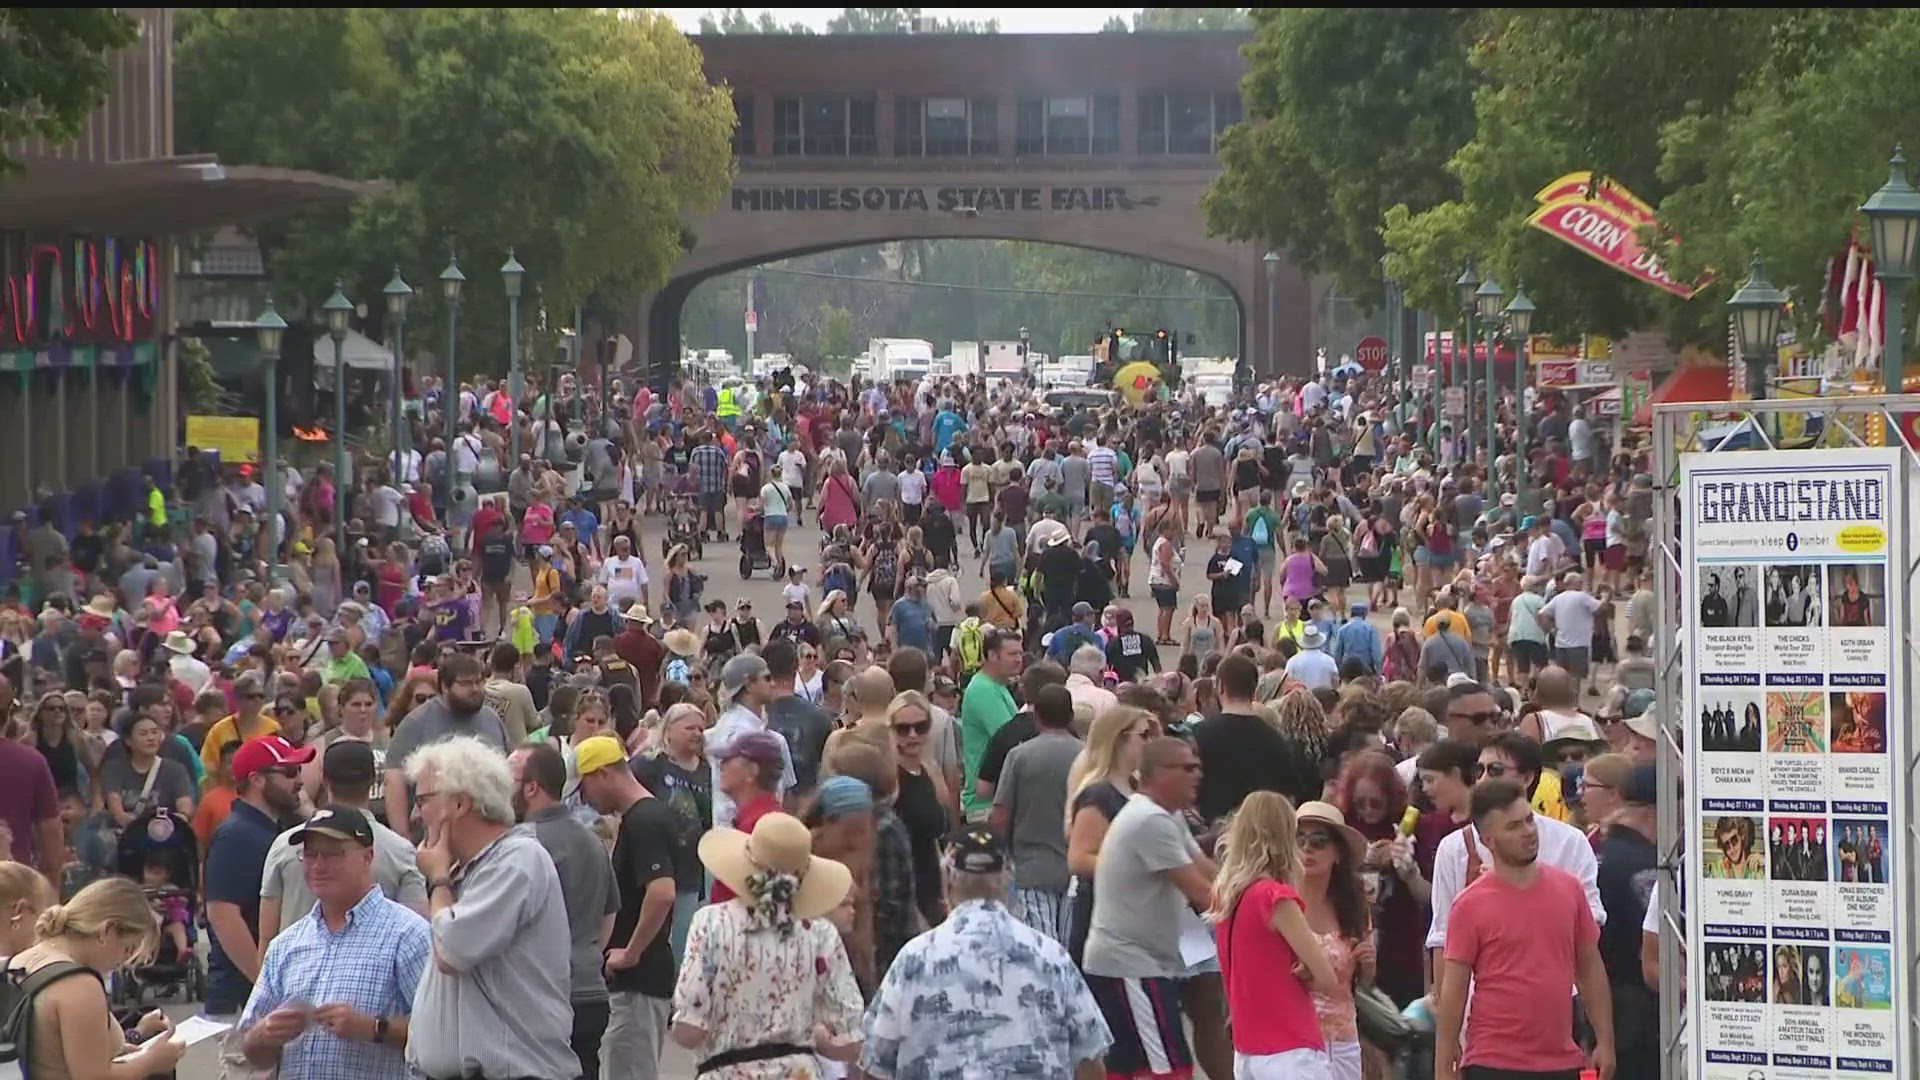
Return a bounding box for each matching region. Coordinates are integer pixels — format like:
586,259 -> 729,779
239,886 -> 430,1080
1087,445 -> 1119,487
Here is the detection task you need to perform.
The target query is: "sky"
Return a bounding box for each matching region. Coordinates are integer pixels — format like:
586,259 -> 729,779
658,8 -> 1132,34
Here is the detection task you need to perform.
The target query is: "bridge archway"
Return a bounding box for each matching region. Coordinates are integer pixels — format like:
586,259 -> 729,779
653,231 -> 1250,378
633,167 -> 1309,380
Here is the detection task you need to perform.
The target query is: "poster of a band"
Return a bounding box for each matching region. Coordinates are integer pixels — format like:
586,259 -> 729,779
1683,449 -> 1907,1079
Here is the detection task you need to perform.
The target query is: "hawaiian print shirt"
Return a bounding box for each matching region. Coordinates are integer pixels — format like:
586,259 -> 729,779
859,899 -> 1112,1080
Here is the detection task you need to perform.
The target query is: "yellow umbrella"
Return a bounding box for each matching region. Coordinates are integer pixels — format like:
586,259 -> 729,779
1113,361 -> 1161,407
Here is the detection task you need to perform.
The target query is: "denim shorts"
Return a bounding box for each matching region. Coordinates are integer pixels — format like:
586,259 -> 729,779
764,514 -> 788,531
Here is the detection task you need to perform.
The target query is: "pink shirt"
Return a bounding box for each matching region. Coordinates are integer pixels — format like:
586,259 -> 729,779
1281,551 -> 1318,602
1444,865 -> 1596,1073
1218,878 -> 1324,1056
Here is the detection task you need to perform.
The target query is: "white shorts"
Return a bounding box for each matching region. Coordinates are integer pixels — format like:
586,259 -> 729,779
1234,1047 -> 1335,1080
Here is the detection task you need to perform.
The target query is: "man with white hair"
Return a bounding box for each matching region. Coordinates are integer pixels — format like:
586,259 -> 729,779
1063,643 -> 1117,723
408,736 -> 580,1080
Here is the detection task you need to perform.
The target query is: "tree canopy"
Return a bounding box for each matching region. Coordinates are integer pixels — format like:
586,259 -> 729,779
0,9 -> 138,175
174,8 -> 734,365
696,8 -> 999,34
1106,9 -> 1252,32
1217,8 -> 1920,348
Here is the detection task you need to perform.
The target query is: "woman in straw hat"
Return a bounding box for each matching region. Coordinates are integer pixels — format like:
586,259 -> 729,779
1293,800 -> 1377,1080
671,811 -> 863,1078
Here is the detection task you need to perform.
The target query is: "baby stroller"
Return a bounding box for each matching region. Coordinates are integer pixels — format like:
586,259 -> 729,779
738,509 -> 774,578
664,492 -> 705,562
111,807 -> 207,1009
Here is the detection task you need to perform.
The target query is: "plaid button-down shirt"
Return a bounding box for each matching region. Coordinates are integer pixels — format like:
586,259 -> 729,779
689,443 -> 729,494
240,885 -> 431,1080
872,806 -> 919,981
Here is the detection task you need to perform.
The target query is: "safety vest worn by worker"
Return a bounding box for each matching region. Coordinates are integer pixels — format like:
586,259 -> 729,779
716,386 -> 741,419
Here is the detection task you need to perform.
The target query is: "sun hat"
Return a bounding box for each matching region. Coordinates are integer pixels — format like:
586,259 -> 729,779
574,735 -> 629,778
622,603 -> 654,625
84,595 -> 117,619
1623,713 -> 1660,743
1295,800 -> 1368,866
1542,720 -> 1610,753
161,630 -> 196,655
1299,624 -> 1327,650
698,811 -> 852,921
663,628 -> 700,657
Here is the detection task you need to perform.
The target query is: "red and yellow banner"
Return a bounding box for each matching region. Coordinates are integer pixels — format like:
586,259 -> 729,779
1526,172 -> 1711,300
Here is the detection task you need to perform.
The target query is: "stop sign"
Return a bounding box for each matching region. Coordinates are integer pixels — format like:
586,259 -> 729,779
1355,335 -> 1389,371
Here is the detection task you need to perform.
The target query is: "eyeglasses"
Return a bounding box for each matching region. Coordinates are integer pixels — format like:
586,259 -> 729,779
1297,830 -> 1338,851
1480,762 -> 1512,778
688,672 -> 708,683
1350,795 -> 1386,812
266,766 -> 302,780
893,720 -> 932,736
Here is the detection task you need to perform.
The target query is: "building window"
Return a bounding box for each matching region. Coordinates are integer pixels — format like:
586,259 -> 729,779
774,95 -> 876,157
1138,92 -> 1167,155
1092,93 -> 1121,154
732,92 -> 755,156
1016,99 -> 1044,155
970,98 -> 998,155
1046,96 -> 1090,154
925,97 -> 968,155
1167,91 -> 1214,154
773,96 -> 802,155
895,99 -> 923,155
1214,92 -> 1243,137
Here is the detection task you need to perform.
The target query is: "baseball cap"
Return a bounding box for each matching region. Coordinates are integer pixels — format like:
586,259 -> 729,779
291,805 -> 375,847
718,653 -> 771,705
1070,601 -> 1095,618
574,735 -> 629,778
717,730 -> 786,774
942,826 -> 1008,875
322,739 -> 378,784
231,735 -> 316,782
1622,764 -> 1659,807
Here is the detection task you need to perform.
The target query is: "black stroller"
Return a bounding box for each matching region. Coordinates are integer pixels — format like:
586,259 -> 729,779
738,510 -> 775,578
111,807 -> 207,1009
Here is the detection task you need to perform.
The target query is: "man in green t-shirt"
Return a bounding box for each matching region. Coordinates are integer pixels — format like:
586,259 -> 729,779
1244,492 -> 1284,618
958,628 -> 1023,822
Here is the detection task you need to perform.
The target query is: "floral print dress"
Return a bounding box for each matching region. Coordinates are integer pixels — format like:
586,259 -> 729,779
672,899 -> 866,1080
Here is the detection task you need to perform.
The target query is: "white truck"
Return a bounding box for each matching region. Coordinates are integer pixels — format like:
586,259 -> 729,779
1037,354 -> 1094,389
869,337 -> 935,382
750,353 -> 792,379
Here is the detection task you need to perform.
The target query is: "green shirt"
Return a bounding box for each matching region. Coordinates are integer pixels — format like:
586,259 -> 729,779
1034,491 -> 1070,518
1245,506 -> 1282,551
958,674 -> 1017,818
322,651 -> 371,685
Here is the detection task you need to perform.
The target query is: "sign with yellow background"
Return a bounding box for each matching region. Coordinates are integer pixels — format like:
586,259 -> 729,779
185,415 -> 259,464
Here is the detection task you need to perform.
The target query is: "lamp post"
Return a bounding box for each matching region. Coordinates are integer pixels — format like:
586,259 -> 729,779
1860,146 -> 1920,394
1382,257 -> 1404,405
501,248 -> 527,464
1727,254 -> 1788,402
383,266 -> 413,484
1504,284 -> 1536,502
252,298 -> 288,581
439,253 -> 466,511
322,280 -> 354,551
1454,262 -> 1480,456
1475,276 -> 1504,473
1263,251 -> 1280,374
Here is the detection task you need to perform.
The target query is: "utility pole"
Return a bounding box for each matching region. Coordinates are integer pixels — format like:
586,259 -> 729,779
744,276 -> 758,364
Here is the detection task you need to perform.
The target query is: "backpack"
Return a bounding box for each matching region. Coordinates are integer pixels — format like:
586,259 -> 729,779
823,561 -> 857,600
1358,522 -> 1380,557
1250,513 -> 1270,547
955,617 -> 986,674
870,545 -> 900,593
2,961 -> 100,1076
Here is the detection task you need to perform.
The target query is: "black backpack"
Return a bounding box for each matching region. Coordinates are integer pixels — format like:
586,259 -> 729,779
1,961 -> 100,1074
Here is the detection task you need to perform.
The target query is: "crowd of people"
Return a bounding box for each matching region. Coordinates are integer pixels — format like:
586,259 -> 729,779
0,360 -> 1670,1080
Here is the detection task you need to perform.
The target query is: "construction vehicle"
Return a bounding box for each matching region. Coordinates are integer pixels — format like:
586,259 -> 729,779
1092,326 -> 1181,390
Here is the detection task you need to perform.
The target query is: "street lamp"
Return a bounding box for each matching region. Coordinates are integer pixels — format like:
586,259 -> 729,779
1861,146 -> 1920,393
439,252 -> 466,510
1504,284 -> 1536,502
252,297 -> 288,581
1476,276 -> 1504,472
1453,261 -> 1479,451
1727,253 -> 1788,401
1263,251 -> 1280,375
322,280 -> 354,550
501,247 -> 527,464
383,266 -> 413,485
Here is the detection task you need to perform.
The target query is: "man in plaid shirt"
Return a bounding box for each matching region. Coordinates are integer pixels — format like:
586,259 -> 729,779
688,429 -> 731,541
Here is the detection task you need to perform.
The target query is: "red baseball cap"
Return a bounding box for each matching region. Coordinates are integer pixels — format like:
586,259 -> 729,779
230,735 -> 316,782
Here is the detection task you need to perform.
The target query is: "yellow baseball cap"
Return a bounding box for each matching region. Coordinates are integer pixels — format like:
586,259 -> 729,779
574,735 -> 629,778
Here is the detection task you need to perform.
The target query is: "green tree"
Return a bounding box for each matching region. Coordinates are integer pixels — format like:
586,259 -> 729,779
1131,9 -> 1252,32
175,8 -> 734,368
0,9 -> 138,175
696,8 -> 814,34
825,8 -> 999,34
818,304 -> 857,363
1205,9 -> 1482,307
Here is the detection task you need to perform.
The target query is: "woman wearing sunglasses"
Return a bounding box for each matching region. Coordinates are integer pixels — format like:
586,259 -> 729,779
1292,801 -> 1376,1080
1333,750 -> 1434,1009
888,690 -> 950,929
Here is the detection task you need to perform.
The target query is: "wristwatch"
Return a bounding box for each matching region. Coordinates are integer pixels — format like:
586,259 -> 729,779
374,1016 -> 390,1043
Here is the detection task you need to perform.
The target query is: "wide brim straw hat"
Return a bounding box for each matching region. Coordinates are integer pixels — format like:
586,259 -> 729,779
1295,800 -> 1369,867
698,812 -> 852,920
663,628 -> 700,657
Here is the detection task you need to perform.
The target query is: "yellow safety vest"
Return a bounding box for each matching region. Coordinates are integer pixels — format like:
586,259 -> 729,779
716,387 -> 741,418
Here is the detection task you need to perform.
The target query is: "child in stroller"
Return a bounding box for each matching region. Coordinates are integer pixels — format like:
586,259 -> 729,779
113,806 -> 207,1004
738,500 -> 775,579
664,491 -> 705,562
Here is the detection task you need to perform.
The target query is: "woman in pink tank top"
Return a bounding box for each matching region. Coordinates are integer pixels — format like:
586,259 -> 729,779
1211,791 -> 1341,1079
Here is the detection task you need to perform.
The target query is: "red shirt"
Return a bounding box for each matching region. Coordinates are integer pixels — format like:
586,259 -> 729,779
1444,865 -> 1596,1072
1217,878 -> 1323,1055
710,791 -> 783,904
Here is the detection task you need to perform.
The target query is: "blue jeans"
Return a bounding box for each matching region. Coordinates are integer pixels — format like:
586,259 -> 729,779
671,888 -> 702,965
534,613 -> 558,646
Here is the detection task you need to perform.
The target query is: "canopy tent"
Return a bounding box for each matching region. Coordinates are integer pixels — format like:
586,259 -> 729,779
1634,362 -> 1734,426
312,329 -> 395,372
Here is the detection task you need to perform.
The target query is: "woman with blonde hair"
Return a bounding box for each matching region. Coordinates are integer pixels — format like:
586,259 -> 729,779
887,690 -> 949,927
5,876 -> 185,1079
1063,705 -> 1155,965
1209,791 -> 1339,1080
1182,595 -> 1225,671
310,535 -> 341,616
816,590 -> 861,644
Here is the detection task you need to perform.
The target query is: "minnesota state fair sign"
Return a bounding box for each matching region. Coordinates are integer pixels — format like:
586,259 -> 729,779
1680,448 -> 1913,1080
1525,171 -> 1710,300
